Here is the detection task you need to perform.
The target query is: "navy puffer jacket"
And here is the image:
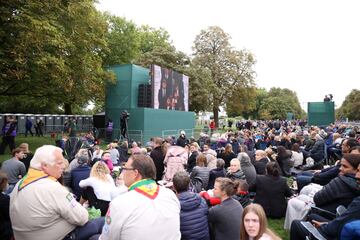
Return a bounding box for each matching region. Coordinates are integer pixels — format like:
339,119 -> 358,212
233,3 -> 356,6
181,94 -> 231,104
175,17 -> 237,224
178,191 -> 210,240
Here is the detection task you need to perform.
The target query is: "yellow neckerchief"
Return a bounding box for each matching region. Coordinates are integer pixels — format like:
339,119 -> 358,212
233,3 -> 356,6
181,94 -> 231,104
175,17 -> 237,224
128,179 -> 159,200
18,168 -> 57,191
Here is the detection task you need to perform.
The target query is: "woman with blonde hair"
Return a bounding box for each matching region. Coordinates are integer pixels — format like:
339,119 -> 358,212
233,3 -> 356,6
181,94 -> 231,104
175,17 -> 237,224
79,161 -> 115,215
226,158 -> 246,182
240,203 -> 281,240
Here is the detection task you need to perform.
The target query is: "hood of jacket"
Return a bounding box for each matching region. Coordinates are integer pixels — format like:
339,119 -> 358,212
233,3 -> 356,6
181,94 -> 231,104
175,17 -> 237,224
178,191 -> 203,211
341,174 -> 360,192
168,146 -> 187,156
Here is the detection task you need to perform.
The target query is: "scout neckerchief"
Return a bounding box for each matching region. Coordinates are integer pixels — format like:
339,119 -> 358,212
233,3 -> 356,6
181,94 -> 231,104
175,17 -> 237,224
18,168 -> 57,191
128,179 -> 159,200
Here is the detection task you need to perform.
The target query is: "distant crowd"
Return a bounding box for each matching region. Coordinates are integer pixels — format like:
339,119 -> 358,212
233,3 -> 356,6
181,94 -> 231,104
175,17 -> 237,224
1,119 -> 360,240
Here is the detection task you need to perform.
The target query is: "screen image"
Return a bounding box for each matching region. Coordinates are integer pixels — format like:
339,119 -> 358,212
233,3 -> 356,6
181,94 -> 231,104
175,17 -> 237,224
152,65 -> 189,111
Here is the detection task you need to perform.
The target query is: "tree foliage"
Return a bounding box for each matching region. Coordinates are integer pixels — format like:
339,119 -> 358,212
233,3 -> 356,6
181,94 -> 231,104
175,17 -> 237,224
0,0 -> 113,114
192,26 -> 256,126
337,89 -> 360,120
257,88 -> 304,120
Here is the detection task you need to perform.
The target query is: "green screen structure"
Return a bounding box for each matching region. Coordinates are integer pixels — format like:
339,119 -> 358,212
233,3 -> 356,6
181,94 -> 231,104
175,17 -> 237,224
307,102 -> 335,126
105,64 -> 195,143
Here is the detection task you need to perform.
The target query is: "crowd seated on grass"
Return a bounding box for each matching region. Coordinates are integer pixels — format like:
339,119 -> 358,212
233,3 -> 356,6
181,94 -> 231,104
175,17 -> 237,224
1,120 -> 360,239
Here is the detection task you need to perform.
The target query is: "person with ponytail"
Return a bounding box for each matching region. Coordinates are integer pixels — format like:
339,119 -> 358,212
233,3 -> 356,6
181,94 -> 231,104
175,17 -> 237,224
208,177 -> 244,240
251,162 -> 293,218
240,203 -> 281,240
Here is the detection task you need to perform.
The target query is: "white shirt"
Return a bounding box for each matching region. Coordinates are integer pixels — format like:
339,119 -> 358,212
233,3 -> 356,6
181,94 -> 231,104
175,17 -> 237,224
100,186 -> 181,240
291,151 -> 304,167
92,150 -> 104,160
79,175 -> 116,201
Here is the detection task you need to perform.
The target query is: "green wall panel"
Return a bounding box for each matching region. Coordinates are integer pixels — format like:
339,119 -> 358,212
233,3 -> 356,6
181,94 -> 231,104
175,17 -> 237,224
105,64 -> 195,144
307,102 -> 335,126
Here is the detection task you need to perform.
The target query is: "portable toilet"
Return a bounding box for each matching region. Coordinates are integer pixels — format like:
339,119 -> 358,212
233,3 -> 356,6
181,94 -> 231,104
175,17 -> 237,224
54,115 -> 62,132
44,114 -> 54,133
83,116 -> 89,132
62,115 -> 69,133
83,115 -> 92,132
76,115 -> 83,132
14,113 -> 26,134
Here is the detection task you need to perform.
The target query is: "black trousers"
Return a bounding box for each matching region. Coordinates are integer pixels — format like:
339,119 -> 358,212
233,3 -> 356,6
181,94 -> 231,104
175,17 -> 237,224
25,128 -> 34,137
82,187 -> 110,216
0,136 -> 15,154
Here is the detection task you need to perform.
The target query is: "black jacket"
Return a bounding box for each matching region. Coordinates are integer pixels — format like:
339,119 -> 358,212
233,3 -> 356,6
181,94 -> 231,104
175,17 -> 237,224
253,158 -> 268,175
187,151 -> 199,173
0,193 -> 12,240
311,164 -> 340,186
176,136 -> 189,148
310,139 -> 325,162
277,151 -> 292,177
208,168 -> 226,189
191,166 -> 210,190
251,175 -> 293,218
218,152 -> 237,169
150,146 -> 165,181
314,174 -> 360,213
319,196 -> 360,239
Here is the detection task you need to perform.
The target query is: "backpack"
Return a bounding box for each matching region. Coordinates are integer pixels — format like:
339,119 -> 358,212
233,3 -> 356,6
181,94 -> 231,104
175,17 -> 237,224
190,176 -> 203,193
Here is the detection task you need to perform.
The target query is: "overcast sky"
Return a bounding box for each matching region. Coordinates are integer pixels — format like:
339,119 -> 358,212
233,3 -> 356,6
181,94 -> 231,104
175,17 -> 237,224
97,0 -> 360,110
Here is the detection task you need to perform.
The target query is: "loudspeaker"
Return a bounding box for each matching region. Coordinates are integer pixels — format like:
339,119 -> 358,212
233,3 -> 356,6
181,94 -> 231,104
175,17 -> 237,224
138,84 -> 152,108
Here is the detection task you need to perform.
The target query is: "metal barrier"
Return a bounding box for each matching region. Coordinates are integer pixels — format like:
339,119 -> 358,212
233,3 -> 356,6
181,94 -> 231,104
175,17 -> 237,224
95,128 -> 143,143
161,128 -> 212,139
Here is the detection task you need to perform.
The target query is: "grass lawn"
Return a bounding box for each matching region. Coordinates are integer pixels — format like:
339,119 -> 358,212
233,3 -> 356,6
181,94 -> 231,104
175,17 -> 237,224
0,135 -> 290,239
0,135 -> 56,163
268,218 -> 289,240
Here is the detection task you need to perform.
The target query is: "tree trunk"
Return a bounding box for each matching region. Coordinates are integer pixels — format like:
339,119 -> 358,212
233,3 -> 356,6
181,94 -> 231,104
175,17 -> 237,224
213,105 -> 219,128
64,103 -> 72,115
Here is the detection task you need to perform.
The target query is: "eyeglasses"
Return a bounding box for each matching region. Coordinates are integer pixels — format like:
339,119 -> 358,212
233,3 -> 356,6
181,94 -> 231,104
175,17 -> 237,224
121,167 -> 136,172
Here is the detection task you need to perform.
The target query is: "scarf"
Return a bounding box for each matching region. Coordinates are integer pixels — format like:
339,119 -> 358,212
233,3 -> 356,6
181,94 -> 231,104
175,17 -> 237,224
18,168 -> 57,191
128,179 -> 159,200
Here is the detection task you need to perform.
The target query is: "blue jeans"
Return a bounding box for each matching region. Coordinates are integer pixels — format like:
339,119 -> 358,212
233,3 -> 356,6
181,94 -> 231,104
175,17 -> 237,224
296,171 -> 314,192
64,217 -> 104,240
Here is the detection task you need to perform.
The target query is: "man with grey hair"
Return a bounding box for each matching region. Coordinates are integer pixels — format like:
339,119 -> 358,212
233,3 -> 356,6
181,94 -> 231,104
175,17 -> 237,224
10,145 -> 103,240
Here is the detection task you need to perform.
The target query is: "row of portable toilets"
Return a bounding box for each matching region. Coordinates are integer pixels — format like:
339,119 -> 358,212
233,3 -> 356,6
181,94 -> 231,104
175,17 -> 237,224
0,113 -> 93,135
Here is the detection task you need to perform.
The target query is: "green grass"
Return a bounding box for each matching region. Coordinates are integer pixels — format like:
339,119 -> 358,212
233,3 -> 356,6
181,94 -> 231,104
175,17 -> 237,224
268,218 -> 289,240
0,135 -> 55,163
0,135 -> 291,239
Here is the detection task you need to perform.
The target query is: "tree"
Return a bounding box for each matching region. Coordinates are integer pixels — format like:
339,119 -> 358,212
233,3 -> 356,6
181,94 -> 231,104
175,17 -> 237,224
192,26 -> 256,126
101,13 -> 140,66
225,86 -> 257,118
337,89 -> 360,120
258,88 -> 303,120
0,0 -> 113,114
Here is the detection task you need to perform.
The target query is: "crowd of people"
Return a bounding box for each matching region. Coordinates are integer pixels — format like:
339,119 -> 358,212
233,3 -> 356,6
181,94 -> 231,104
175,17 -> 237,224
1,119 -> 360,240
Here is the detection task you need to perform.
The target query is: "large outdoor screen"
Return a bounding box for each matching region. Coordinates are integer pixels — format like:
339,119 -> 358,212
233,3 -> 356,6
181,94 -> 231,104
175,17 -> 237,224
152,65 -> 189,111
